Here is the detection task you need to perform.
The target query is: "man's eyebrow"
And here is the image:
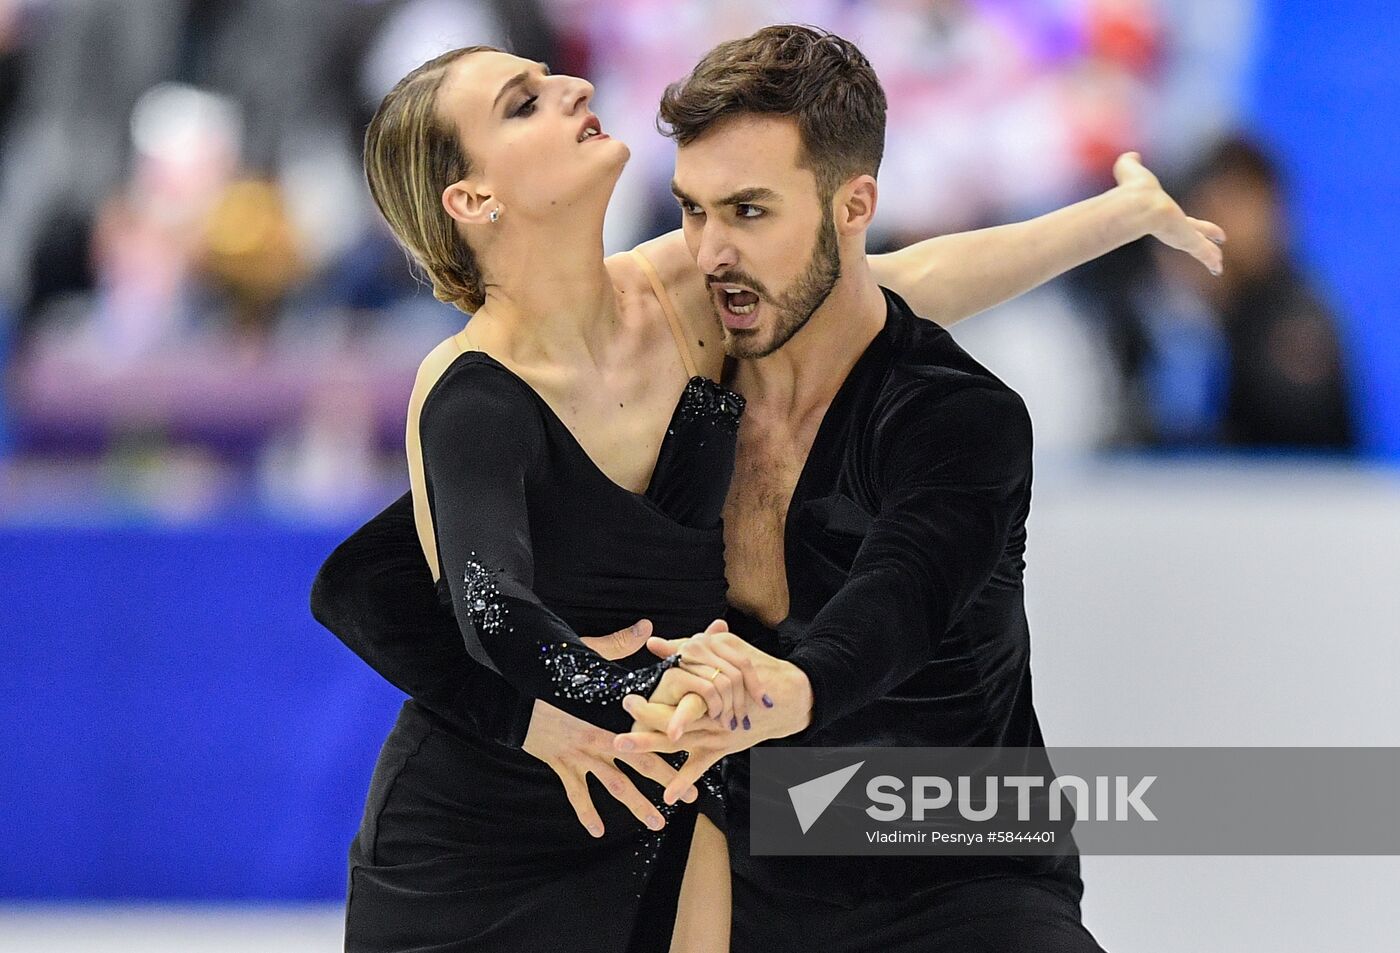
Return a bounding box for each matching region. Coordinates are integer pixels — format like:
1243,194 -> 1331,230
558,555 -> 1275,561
717,187 -> 778,206
492,62 -> 550,113
669,183 -> 779,207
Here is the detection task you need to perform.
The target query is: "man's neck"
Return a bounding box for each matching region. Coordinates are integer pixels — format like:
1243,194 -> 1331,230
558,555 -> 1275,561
734,260 -> 888,421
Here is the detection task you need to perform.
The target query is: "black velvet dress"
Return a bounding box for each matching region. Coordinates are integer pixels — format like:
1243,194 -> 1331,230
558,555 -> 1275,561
318,352 -> 743,953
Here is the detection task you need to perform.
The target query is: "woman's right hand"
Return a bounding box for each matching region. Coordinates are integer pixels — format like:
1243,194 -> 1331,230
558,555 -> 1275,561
522,698 -> 698,838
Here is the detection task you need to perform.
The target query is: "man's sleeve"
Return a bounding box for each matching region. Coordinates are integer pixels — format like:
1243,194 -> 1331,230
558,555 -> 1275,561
310,491 -> 535,746
782,383 -> 1032,740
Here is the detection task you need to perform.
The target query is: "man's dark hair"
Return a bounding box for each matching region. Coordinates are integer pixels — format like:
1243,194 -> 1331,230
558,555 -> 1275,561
657,25 -> 887,199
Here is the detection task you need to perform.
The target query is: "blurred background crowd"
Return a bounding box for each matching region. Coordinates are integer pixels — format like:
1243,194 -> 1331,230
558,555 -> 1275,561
0,0 -> 1383,526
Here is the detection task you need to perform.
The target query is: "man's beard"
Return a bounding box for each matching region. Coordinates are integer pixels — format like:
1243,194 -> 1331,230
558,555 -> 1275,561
720,208 -> 842,360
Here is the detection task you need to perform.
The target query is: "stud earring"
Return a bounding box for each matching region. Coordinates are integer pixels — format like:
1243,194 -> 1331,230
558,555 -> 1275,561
488,207 -> 501,224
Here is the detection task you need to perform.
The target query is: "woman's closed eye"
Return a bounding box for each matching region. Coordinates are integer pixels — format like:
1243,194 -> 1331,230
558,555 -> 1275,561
512,95 -> 538,118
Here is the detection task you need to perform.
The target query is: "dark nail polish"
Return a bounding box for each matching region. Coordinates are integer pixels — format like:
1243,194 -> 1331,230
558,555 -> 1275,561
762,694 -> 774,708
742,716 -> 751,730
729,716 -> 738,730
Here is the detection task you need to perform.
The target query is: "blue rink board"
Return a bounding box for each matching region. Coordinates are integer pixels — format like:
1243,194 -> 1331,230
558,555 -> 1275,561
0,518 -> 405,901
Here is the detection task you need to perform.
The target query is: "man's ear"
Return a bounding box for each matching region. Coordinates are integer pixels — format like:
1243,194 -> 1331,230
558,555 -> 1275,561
835,174 -> 878,235
443,180 -> 495,226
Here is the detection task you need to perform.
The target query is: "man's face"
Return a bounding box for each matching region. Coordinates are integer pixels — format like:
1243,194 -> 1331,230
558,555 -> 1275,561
672,116 -> 841,359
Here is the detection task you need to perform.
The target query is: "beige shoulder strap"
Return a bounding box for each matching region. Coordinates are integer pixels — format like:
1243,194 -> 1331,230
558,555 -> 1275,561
406,326 -> 474,583
629,248 -> 699,379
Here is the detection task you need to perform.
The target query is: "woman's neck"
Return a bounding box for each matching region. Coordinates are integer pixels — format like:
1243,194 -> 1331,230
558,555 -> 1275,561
468,218 -> 619,371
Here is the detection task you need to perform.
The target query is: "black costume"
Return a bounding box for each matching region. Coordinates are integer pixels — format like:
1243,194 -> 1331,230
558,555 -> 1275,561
723,289 -> 1100,951
313,289 -> 1105,952
312,348 -> 743,953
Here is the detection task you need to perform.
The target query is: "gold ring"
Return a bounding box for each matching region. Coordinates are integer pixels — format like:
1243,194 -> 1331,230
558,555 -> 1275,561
708,666 -> 722,682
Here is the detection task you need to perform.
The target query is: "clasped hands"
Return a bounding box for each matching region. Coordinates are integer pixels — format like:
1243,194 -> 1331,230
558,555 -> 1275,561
523,618 -> 811,837
614,619 -> 812,804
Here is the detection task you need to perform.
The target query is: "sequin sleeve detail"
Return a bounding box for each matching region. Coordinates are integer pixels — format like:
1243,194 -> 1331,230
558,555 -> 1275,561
454,555 -> 686,730
539,642 -> 683,705
462,556 -> 684,707
461,556 -> 509,638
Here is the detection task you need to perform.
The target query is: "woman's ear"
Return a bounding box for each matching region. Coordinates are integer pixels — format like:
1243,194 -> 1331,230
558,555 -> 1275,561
443,180 -> 495,226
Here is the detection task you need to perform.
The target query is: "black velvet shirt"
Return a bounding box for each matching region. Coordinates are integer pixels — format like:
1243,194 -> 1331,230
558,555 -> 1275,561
722,288 -> 1082,905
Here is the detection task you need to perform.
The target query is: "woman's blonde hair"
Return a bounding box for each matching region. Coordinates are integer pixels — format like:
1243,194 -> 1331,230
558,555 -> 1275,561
364,46 -> 500,313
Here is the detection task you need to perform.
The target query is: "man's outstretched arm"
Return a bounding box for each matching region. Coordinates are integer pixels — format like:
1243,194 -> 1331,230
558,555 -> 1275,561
867,152 -> 1225,326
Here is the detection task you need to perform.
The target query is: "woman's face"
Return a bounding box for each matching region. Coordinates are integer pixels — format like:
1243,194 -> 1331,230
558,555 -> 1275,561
435,51 -> 628,222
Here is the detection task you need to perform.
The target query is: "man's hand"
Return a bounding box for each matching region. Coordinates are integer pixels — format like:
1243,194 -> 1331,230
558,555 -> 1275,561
1113,151 -> 1227,276
521,697 -> 697,837
614,630 -> 815,804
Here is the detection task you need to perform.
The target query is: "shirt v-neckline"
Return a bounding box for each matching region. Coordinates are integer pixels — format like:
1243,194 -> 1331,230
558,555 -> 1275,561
770,292 -> 899,632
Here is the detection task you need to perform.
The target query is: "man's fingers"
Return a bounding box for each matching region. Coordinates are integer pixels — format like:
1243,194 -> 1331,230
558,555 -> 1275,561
558,772 -> 605,838
614,728 -> 680,754
664,751 -> 723,806
665,692 -> 712,740
623,751 -> 699,803
657,668 -> 725,718
592,762 -> 667,832
622,694 -> 684,734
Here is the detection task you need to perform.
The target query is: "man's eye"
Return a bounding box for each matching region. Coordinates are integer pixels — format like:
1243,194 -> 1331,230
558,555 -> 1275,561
679,201 -> 704,216
513,95 -> 538,118
737,204 -> 765,219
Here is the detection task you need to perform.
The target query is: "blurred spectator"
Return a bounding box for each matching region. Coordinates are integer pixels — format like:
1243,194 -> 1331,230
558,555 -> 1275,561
1183,137 -> 1355,449
1075,135 -> 1357,451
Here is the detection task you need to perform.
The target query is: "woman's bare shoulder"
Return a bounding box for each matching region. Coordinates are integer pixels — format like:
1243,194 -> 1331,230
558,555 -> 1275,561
609,232 -> 724,378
